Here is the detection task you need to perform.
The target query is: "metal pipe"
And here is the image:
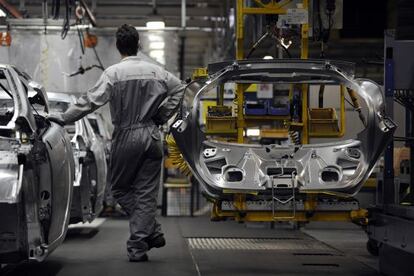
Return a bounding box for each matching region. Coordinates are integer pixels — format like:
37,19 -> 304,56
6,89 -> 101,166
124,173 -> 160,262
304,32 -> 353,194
0,0 -> 23,18
217,84 -> 224,106
179,0 -> 186,80
246,31 -> 269,58
318,84 -> 325,108
1,22 -> 221,32
181,0 -> 186,28
42,0 -> 47,24
179,36 -> 185,80
152,0 -> 157,14
91,0 -> 96,13
19,0 -> 25,12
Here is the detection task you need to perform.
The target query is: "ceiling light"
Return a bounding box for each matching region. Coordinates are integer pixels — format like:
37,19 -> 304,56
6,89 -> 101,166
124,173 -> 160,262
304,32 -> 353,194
263,55 -> 273,60
146,21 -> 165,30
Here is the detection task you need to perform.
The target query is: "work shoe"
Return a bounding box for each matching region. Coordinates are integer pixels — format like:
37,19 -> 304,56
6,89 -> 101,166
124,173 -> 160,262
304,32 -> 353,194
129,253 -> 149,262
148,235 -> 166,249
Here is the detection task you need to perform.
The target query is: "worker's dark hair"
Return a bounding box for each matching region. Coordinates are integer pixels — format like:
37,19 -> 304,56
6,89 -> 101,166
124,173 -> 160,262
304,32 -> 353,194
116,24 -> 139,56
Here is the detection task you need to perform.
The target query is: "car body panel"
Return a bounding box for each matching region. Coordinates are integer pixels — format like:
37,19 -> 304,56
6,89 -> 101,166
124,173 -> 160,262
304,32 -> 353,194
47,92 -> 107,223
83,117 -> 107,215
0,65 -> 74,263
171,59 -> 396,198
41,123 -> 74,251
87,112 -> 112,159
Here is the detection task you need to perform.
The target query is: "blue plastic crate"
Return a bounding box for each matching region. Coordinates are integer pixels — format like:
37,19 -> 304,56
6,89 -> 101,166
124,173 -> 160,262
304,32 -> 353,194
244,101 -> 267,115
267,100 -> 290,116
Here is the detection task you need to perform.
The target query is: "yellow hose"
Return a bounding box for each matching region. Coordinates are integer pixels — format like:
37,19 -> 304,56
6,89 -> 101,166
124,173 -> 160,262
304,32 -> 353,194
166,134 -> 192,176
347,88 -> 366,126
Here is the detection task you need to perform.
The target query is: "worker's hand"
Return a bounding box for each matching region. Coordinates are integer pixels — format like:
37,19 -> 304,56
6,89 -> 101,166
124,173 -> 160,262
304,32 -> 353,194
47,113 -> 66,126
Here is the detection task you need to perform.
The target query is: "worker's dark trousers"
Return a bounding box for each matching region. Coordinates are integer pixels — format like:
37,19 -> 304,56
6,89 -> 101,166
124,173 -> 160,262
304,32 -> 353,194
110,125 -> 163,259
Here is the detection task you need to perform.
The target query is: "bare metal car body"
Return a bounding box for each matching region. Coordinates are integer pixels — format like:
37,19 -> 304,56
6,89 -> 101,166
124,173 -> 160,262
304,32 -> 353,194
171,59 -> 396,198
48,93 -> 107,223
87,112 -> 112,160
0,65 -> 74,263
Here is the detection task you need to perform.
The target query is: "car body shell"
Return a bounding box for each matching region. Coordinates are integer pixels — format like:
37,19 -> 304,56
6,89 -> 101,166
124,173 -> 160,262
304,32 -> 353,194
47,92 -> 108,223
86,112 -> 112,160
171,59 -> 396,198
0,65 -> 74,263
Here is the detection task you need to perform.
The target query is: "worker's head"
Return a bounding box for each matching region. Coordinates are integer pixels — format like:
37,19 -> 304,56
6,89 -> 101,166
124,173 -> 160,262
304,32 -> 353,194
116,24 -> 139,57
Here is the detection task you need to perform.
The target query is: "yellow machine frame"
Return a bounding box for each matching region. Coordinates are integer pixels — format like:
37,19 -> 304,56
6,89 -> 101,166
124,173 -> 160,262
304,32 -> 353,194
205,0 -> 368,224
235,0 -> 311,144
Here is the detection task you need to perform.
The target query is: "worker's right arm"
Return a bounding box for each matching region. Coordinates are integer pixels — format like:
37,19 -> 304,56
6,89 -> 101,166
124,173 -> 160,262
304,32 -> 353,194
61,71 -> 113,124
152,71 -> 185,125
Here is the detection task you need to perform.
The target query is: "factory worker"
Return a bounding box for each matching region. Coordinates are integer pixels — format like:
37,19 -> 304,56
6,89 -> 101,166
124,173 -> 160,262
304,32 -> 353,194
49,24 -> 185,262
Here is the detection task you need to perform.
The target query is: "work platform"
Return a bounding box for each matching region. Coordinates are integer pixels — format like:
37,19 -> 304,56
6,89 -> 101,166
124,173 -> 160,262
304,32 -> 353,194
1,216 -> 379,276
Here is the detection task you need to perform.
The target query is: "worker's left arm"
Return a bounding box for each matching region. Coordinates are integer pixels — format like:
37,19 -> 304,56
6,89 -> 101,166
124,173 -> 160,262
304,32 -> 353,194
60,71 -> 113,124
153,71 -> 185,125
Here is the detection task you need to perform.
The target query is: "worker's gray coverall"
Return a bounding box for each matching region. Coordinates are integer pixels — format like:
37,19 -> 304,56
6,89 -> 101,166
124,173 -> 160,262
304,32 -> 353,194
60,56 -> 185,259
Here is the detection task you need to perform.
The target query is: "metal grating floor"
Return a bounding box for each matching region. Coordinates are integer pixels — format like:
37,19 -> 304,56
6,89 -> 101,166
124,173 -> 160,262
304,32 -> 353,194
187,237 -> 331,251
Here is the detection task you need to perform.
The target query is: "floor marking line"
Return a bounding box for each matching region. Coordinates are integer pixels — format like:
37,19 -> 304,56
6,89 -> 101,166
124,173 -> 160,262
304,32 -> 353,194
189,246 -> 202,276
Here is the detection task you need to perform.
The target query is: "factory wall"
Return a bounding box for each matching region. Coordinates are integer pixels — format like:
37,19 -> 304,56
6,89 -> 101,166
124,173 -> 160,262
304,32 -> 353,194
0,28 -> 179,93
0,28 -> 179,131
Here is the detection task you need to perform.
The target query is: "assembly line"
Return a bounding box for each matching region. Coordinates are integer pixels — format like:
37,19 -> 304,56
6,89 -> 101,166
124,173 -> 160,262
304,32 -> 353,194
0,0 -> 414,275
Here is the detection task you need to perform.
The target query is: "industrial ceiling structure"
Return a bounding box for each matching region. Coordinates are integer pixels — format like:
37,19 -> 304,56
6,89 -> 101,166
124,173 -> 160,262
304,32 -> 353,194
0,1 -> 393,81
3,0 -> 233,79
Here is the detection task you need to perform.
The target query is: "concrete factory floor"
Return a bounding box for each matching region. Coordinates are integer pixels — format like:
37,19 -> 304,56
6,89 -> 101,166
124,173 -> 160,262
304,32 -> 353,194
1,216 -> 379,276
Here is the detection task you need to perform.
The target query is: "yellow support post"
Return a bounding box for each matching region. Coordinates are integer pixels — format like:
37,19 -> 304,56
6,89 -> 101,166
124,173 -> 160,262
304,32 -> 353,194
301,0 -> 309,59
237,85 -> 245,143
300,0 -> 309,144
236,0 -> 244,60
236,0 -> 245,143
